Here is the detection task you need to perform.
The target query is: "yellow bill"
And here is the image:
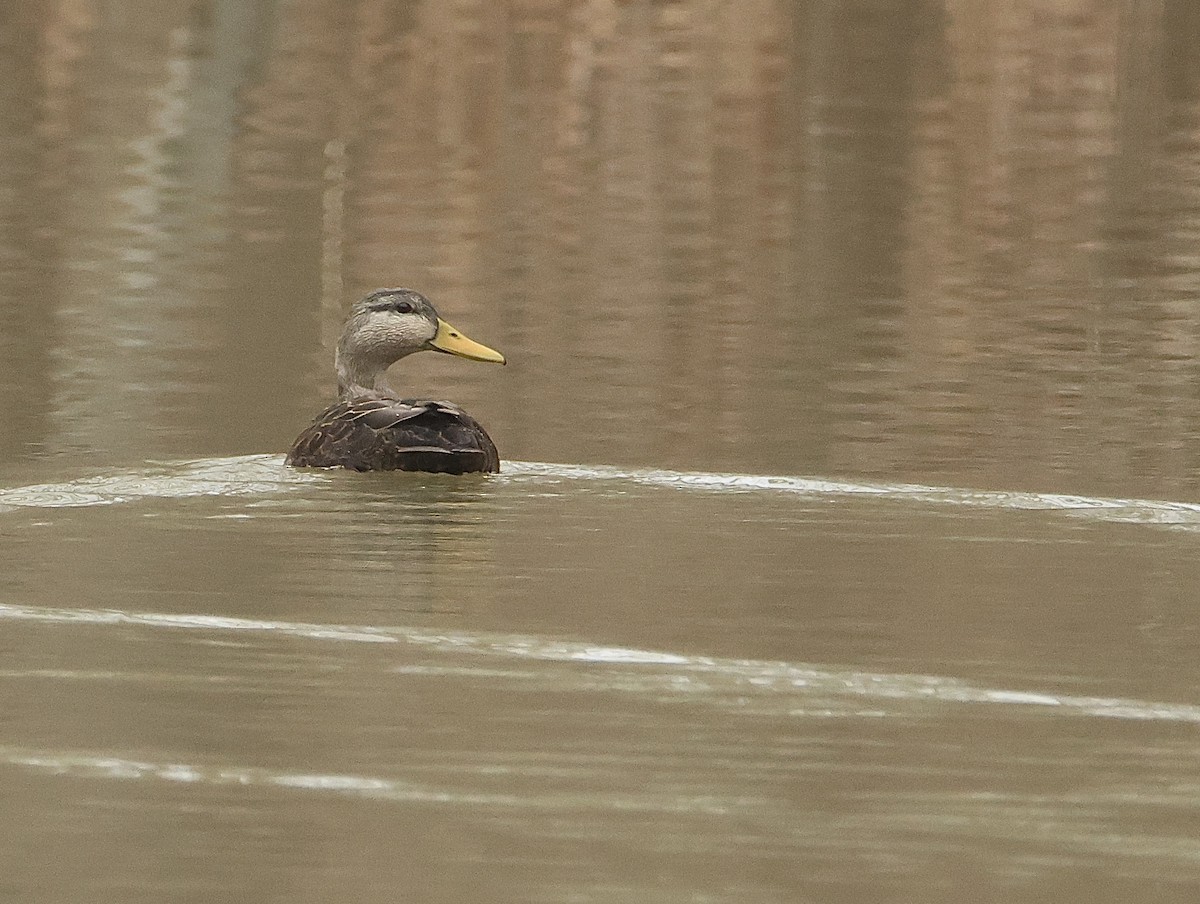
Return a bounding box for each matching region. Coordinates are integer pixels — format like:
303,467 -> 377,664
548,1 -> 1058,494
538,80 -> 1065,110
428,318 -> 506,364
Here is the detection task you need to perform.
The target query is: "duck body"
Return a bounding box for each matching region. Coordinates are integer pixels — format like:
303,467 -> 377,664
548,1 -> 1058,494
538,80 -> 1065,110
286,395 -> 499,473
286,288 -> 505,474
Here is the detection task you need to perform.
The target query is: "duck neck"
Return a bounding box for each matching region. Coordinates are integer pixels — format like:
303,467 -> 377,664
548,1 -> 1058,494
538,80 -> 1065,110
336,350 -> 394,399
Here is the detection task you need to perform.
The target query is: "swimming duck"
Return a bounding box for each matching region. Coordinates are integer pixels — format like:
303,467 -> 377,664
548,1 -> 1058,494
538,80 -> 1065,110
286,288 -> 506,473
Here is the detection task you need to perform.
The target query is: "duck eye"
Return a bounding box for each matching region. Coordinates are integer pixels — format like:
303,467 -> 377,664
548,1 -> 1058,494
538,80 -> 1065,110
393,301 -> 413,314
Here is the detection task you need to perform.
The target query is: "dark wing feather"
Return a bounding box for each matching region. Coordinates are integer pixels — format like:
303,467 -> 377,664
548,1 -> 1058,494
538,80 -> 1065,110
286,397 -> 500,473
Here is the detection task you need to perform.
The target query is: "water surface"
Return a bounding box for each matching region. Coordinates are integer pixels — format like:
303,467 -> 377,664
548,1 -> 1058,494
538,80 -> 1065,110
4,2 -> 1200,902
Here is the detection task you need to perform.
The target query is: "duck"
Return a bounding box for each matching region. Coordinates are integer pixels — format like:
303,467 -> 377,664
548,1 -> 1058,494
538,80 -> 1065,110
286,288 -> 506,473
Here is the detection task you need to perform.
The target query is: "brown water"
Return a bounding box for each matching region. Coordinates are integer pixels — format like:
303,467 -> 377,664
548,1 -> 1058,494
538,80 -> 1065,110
4,2 -> 1200,902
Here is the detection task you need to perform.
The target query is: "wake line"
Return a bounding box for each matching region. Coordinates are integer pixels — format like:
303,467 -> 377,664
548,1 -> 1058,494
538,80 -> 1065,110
504,462 -> 1200,527
2,454 -> 1199,530
0,454 -> 294,509
2,601 -> 1198,726
0,746 -> 728,814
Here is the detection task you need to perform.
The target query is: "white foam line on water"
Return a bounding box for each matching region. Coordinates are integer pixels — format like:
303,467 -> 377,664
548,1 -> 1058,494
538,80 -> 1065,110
0,603 -> 398,644
3,455 -> 1199,530
0,746 -> 728,814
2,601 -> 1198,726
503,461 -> 1200,527
0,454 -> 302,509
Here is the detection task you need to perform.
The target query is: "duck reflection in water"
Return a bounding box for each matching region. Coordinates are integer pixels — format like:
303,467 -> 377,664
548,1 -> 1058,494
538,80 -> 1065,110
287,289 -> 506,474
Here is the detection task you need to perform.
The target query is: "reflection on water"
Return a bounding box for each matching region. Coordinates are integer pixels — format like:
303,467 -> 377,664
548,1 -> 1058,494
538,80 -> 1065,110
2,2 -> 1200,492
6,2 -> 1200,901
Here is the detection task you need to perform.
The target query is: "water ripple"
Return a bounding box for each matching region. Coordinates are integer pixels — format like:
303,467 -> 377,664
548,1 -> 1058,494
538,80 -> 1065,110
0,746 -> 731,815
0,454 -> 299,510
503,461 -> 1200,527
4,455 -> 1200,532
1,601 -> 1197,726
